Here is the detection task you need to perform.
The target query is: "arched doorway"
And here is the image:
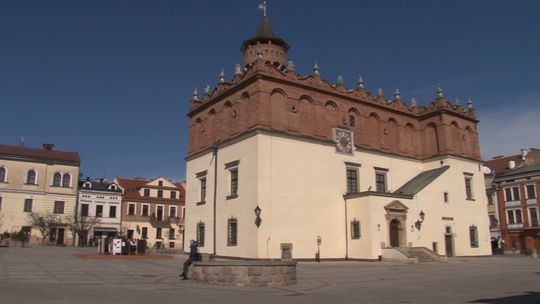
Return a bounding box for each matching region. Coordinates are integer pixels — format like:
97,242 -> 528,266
390,219 -> 401,247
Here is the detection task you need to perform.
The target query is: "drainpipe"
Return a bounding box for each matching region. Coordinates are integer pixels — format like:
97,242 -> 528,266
344,197 -> 349,260
212,144 -> 218,256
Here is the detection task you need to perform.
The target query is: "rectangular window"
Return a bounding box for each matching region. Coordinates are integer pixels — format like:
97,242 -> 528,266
0,196 -> 2,210
170,191 -> 177,199
505,186 -> 520,201
53,201 -> 64,214
443,192 -> 449,203
156,227 -> 162,239
346,168 -> 358,194
200,177 -> 207,202
375,172 -> 387,192
80,204 -> 89,216
157,190 -> 163,198
24,199 -> 33,212
128,203 -> 135,216
230,168 -> 239,197
169,206 -> 177,218
96,205 -> 103,217
109,206 -> 117,218
349,115 -> 356,127
227,219 -> 238,246
141,227 -> 148,239
507,209 -> 523,224
489,215 -> 498,228
469,225 -> 478,248
144,189 -> 150,197
526,184 -> 536,200
529,208 -> 539,227
142,204 -> 149,216
351,219 -> 361,239
156,206 -> 163,221
197,223 -> 205,247
464,176 -> 473,200
169,228 -> 175,240
158,181 -> 163,187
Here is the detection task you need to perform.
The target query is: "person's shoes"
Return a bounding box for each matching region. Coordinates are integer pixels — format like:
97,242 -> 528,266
179,273 -> 185,277
181,276 -> 189,280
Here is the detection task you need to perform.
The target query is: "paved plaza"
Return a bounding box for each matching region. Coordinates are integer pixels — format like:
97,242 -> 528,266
0,246 -> 539,304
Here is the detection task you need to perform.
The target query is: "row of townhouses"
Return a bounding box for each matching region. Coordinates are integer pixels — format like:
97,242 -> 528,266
0,143 -> 185,249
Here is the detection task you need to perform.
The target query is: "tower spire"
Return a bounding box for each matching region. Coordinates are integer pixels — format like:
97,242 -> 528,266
258,1 -> 268,17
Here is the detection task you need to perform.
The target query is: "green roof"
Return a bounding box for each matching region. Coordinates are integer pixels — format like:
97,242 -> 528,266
394,166 -> 449,196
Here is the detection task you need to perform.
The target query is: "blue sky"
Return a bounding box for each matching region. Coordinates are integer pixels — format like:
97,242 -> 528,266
1,0 -> 539,182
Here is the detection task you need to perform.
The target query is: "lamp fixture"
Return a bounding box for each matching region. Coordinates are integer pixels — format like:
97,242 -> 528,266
415,210 -> 426,230
254,205 -> 262,228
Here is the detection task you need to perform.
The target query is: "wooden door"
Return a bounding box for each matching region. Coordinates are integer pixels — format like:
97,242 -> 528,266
390,219 -> 400,247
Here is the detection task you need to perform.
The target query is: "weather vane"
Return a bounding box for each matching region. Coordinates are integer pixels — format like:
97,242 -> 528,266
258,1 -> 267,17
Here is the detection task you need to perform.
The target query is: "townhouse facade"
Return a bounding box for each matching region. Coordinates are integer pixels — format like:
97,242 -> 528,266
115,177 -> 185,249
0,144 -> 80,245
484,148 -> 540,254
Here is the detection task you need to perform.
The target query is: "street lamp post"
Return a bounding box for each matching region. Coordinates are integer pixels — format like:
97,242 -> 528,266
316,235 -> 322,262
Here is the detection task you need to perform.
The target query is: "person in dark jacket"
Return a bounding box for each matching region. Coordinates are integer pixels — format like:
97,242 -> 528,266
179,239 -> 199,280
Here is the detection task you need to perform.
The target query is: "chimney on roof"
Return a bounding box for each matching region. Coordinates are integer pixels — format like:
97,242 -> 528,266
521,148 -> 529,160
42,143 -> 54,151
508,160 -> 516,169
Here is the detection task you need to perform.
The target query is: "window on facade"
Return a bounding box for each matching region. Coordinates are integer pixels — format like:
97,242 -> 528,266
375,171 -> 387,192
142,204 -> 149,216
227,218 -> 238,246
26,170 -> 36,185
141,227 -> 148,239
54,201 -> 65,214
81,204 -> 89,217
157,190 -> 163,198
197,223 -> 205,247
24,199 -> 33,212
507,209 -> 523,224
62,173 -> 70,187
171,191 -> 177,199
158,181 -> 163,187
200,177 -> 207,202
469,225 -> 478,248
0,167 -> 6,182
128,204 -> 135,215
169,228 -> 175,240
156,227 -> 162,239
526,185 -> 536,200
489,215 -> 498,228
351,219 -> 361,239
464,176 -> 474,200
144,189 -> 150,197
96,205 -> 103,217
156,206 -> 163,221
109,206 -> 117,218
505,186 -> 520,202
230,168 -> 239,197
169,206 -> 177,218
443,192 -> 449,203
0,196 -> 2,210
346,168 -> 358,194
349,115 -> 356,127
53,173 -> 62,186
529,208 -> 539,227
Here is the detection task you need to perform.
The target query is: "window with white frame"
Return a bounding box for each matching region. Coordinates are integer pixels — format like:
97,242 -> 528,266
142,204 -> 149,216
127,203 -> 136,216
526,184 -> 537,200
464,174 -> 474,200
351,219 -> 361,239
109,206 -> 117,218
225,160 -> 240,199
529,207 -> 539,227
53,172 -> 62,186
346,166 -> 359,194
169,206 -> 177,218
196,171 -> 207,204
505,186 -> 520,202
0,166 -> 6,182
54,201 -> 65,214
26,169 -> 37,185
156,205 -> 164,221
507,209 -> 523,224
62,173 -> 71,187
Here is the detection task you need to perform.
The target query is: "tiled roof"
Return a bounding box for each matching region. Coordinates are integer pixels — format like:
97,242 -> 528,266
497,164 -> 540,178
394,166 -> 450,196
484,154 -> 523,176
115,177 -> 185,203
0,144 -> 80,164
484,149 -> 540,178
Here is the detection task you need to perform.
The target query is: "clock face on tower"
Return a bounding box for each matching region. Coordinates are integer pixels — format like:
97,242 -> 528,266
333,128 -> 354,155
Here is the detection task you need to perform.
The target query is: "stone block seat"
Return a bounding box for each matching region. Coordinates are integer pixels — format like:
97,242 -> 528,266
190,260 -> 297,287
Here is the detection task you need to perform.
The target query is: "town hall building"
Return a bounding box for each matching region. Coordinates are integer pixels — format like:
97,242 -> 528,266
184,11 -> 491,260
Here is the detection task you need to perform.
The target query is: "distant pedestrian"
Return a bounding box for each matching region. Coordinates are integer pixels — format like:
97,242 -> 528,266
179,239 -> 199,280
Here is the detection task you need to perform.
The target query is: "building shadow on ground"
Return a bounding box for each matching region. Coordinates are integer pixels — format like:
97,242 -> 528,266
471,291 -> 540,304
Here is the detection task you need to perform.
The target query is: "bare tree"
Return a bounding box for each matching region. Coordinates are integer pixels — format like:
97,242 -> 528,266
66,215 -> 101,247
27,212 -> 63,245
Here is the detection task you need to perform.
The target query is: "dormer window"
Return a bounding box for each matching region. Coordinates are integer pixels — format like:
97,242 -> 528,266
109,184 -> 118,191
83,182 -> 92,189
144,189 -> 150,197
158,180 -> 163,187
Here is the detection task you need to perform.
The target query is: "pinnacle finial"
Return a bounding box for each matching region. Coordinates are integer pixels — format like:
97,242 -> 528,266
258,1 -> 268,18
287,60 -> 295,71
234,64 -> 242,77
337,75 -> 344,85
455,97 -> 461,106
219,68 -> 225,83
192,88 -> 199,102
377,88 -> 384,97
394,87 -> 401,100
357,75 -> 365,89
467,97 -> 473,109
204,84 -> 210,95
411,97 -> 418,108
313,61 -> 320,76
437,85 -> 444,98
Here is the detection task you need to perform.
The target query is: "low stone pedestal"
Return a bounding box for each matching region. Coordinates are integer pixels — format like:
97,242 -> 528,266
191,260 -> 296,287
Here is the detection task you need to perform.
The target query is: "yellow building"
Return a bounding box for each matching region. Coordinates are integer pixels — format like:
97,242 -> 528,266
0,144 -> 80,245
